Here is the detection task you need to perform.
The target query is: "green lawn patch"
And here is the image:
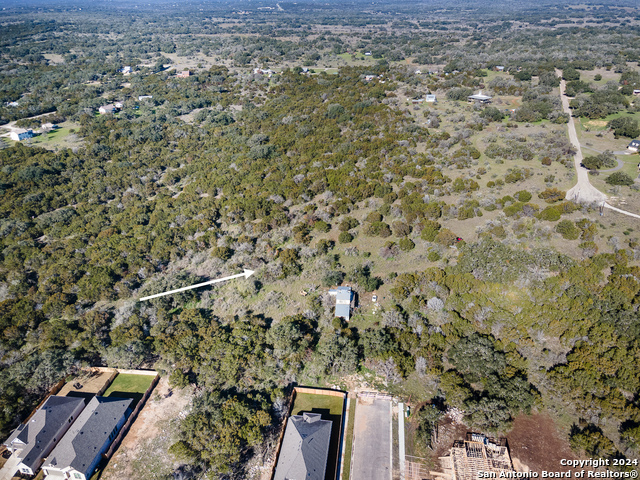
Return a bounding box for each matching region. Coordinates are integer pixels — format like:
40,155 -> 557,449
292,392 -> 344,416
104,373 -> 155,408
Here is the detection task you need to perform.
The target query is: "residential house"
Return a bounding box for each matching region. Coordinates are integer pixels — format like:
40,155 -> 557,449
364,75 -> 377,81
41,123 -> 59,131
42,397 -> 133,480
3,396 -> 86,476
273,413 -> 332,480
425,94 -> 437,103
468,91 -> 493,104
138,95 -> 153,101
9,129 -> 34,141
114,102 -> 124,109
633,89 -> 640,96
177,70 -> 191,78
121,66 -> 132,74
7,101 -> 19,107
628,140 -> 640,152
328,286 -> 354,321
495,65 -> 505,72
98,104 -> 116,115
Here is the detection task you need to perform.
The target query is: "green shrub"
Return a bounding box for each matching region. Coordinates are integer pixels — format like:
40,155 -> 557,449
490,225 -> 507,239
427,250 -> 441,261
392,221 -> 412,237
606,172 -> 634,186
314,220 -> 331,232
339,217 -> 359,231
556,220 -> 580,240
420,220 -> 442,242
537,206 -> 562,222
366,211 -> 383,223
538,187 -> 566,203
323,270 -> 345,286
211,246 -> 233,260
436,228 -> 458,246
515,190 -> 532,202
399,238 -> 415,251
503,202 -> 524,217
338,231 -> 354,243
364,221 -> 391,237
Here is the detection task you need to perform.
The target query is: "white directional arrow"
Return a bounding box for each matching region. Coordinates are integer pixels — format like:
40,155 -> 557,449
139,269 -> 255,301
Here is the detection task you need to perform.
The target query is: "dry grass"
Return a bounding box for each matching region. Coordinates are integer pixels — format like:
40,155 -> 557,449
100,377 -> 193,480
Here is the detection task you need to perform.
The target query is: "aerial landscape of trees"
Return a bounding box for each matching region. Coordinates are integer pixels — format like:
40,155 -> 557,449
1,0 -> 640,477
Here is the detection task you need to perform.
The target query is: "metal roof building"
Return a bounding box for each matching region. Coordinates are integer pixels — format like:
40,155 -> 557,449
273,413 -> 333,480
328,286 -> 353,321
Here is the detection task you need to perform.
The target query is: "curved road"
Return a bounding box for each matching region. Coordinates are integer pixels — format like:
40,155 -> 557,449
558,72 -> 639,219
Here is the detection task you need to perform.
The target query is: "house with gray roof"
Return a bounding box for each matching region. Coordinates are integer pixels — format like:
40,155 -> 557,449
98,104 -> 116,115
328,286 -> 354,321
42,396 -> 132,480
273,413 -> 332,480
467,91 -> 492,104
3,396 -> 86,476
9,128 -> 34,141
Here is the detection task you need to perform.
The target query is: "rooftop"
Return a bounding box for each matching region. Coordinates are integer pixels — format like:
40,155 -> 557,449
5,396 -> 85,472
44,396 -> 132,474
273,413 -> 333,480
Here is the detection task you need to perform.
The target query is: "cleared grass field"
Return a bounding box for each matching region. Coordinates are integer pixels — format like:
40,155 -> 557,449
104,373 -> 155,408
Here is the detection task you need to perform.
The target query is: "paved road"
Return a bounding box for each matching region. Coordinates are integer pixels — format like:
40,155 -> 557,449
351,397 -> 392,480
580,145 -> 630,173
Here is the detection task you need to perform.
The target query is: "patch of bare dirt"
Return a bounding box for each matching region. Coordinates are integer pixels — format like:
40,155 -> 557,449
58,370 -> 112,396
101,377 -> 193,480
507,414 -> 578,473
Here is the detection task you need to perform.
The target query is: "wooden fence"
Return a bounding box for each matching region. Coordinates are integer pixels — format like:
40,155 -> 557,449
96,370 -> 119,396
294,386 -> 347,398
87,366 -> 158,376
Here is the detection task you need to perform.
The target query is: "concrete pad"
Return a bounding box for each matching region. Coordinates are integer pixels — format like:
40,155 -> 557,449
0,451 -> 20,480
351,397 -> 392,480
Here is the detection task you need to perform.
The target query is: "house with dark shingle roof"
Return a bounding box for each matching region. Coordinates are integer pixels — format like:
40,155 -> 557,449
42,396 -> 132,480
273,412 -> 332,480
3,396 -> 86,476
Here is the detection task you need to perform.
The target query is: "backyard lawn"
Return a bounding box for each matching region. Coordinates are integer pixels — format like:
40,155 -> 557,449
292,392 -> 344,417
104,374 -> 156,408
